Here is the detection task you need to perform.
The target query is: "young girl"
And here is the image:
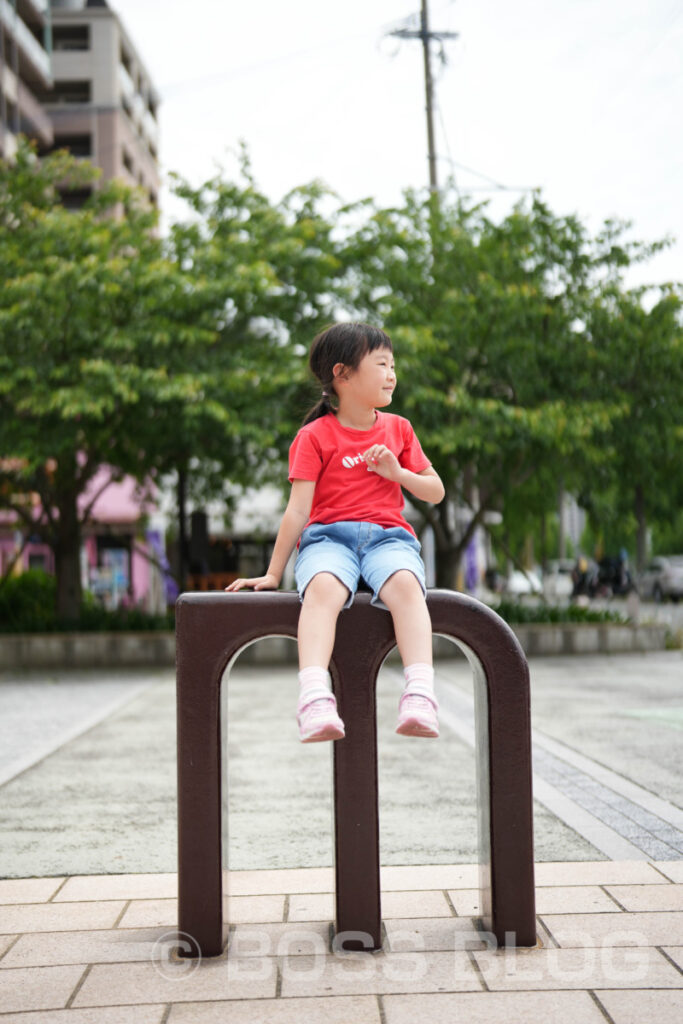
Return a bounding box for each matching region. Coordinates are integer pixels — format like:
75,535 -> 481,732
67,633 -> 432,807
226,322 -> 445,743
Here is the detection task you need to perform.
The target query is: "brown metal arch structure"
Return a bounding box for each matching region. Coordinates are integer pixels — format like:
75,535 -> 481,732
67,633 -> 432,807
176,589 -> 536,957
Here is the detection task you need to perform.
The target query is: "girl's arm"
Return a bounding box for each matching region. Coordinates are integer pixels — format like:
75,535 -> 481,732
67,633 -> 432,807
363,445 -> 445,504
225,479 -> 316,591
397,465 -> 445,504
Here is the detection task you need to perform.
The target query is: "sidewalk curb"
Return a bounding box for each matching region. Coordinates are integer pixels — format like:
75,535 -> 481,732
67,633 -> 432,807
0,623 -> 671,669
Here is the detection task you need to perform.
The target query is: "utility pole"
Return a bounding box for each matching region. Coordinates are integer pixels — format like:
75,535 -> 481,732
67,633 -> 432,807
388,0 -> 458,192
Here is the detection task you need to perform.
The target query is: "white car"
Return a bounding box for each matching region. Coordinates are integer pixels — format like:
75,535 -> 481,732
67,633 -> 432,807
504,569 -> 543,596
542,559 -> 575,600
638,556 -> 683,603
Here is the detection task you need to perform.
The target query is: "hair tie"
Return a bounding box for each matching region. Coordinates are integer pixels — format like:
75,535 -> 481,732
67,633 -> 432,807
322,390 -> 329,398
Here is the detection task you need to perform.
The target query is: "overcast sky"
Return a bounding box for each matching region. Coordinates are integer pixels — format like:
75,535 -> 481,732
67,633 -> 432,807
111,0 -> 682,290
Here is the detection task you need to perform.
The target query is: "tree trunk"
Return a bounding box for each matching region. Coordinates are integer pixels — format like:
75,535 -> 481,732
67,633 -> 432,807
558,480 -> 566,559
54,491 -> 82,622
540,511 -> 548,570
434,544 -> 460,590
634,484 -> 648,574
177,465 -> 189,593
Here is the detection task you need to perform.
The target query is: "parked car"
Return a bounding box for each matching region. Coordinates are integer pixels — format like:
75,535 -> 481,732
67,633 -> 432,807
638,555 -> 683,602
504,569 -> 543,596
542,559 -> 575,600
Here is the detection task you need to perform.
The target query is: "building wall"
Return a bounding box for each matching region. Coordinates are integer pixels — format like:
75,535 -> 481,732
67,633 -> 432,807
0,0 -> 53,157
44,0 -> 159,204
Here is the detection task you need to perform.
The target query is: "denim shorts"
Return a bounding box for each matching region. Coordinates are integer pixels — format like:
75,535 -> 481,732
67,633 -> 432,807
294,521 -> 426,611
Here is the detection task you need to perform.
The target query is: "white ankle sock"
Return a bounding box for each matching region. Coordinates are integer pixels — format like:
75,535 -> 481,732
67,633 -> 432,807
298,666 -> 331,697
403,663 -> 435,694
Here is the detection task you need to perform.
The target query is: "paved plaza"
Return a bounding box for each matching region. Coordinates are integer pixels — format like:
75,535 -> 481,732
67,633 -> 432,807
0,650 -> 681,1019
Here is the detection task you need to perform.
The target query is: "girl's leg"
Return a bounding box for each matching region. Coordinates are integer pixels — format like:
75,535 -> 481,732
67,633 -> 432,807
379,570 -> 439,738
296,572 -> 349,743
378,569 -> 432,665
298,571 -> 349,668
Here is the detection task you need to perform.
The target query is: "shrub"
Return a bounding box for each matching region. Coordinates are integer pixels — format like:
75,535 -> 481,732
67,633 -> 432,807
493,600 -> 627,625
0,570 -> 58,632
0,570 -> 174,632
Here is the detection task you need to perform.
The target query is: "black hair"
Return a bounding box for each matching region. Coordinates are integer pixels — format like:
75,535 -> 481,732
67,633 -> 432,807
301,322 -> 393,426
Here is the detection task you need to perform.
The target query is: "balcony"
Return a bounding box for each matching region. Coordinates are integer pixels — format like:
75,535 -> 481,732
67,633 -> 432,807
50,132 -> 91,157
18,1 -> 49,22
142,108 -> 159,150
0,0 -> 52,85
0,123 -> 19,159
118,61 -> 135,104
17,76 -> 53,144
41,79 -> 91,105
52,24 -> 90,51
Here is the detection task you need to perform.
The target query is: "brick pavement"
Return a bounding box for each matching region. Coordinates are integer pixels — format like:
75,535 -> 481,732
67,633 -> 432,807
0,861 -> 682,1022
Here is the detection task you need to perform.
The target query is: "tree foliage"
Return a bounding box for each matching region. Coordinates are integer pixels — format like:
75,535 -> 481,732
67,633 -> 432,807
0,141 -> 218,617
162,159 -> 351,579
579,286 -> 683,568
1,140 -> 680,612
341,190 -> 663,584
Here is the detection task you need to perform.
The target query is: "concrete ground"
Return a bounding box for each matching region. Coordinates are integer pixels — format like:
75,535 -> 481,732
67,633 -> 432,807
0,651 -> 681,1021
0,652 -> 682,876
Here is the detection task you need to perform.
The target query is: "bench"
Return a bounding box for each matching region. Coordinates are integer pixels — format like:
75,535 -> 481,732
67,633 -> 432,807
176,589 -> 536,955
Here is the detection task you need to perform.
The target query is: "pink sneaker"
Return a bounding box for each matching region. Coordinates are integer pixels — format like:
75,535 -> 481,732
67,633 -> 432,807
297,688 -> 345,743
396,688 -> 439,738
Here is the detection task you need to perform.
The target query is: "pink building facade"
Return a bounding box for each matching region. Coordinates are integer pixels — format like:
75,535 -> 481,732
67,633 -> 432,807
0,468 -> 172,613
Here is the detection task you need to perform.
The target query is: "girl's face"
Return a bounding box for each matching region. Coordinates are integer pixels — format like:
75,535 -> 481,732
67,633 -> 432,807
335,346 -> 396,409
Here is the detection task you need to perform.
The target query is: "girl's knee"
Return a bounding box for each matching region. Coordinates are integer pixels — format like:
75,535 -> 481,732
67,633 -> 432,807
303,572 -> 349,609
380,569 -> 424,605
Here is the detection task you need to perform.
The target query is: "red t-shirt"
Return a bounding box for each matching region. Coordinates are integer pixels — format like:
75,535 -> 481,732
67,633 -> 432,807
288,411 -> 431,536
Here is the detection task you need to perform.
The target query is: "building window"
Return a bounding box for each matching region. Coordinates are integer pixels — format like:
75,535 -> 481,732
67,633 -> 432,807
122,148 -> 134,176
58,187 -> 92,211
52,25 -> 90,51
53,134 -> 92,157
43,80 -> 92,105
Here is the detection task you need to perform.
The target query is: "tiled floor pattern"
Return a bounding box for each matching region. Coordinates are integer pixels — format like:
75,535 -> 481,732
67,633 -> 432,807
0,861 -> 681,1023
532,746 -> 683,859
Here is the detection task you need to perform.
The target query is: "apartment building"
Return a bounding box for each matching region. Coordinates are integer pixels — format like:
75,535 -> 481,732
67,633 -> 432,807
0,0 -> 53,158
41,0 -> 160,206
1,3 -> 165,606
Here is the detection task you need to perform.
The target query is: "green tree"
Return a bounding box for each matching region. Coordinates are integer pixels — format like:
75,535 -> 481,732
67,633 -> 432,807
345,190 -> 617,587
164,161 -> 349,579
0,141 -> 219,618
580,286 -> 683,570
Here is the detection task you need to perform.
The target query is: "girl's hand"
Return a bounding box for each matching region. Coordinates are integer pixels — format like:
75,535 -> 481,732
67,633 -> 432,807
362,444 -> 401,481
225,573 -> 279,592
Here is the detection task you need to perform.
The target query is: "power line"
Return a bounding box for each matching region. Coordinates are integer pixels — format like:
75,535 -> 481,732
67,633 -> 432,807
389,4 -> 534,198
441,145 -> 536,194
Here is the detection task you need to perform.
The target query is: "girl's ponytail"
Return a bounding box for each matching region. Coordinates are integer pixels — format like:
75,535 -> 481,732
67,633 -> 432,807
301,387 -> 335,426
